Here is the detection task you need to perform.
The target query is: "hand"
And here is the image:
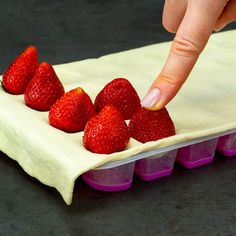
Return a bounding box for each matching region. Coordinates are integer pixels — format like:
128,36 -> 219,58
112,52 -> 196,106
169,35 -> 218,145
141,0 -> 236,110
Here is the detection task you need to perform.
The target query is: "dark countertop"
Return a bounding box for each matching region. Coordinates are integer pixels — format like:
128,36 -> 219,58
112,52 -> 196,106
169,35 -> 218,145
0,1 -> 236,235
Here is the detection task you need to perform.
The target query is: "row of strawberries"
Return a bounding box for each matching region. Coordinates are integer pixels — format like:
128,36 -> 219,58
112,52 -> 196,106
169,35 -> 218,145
1,46 -> 176,154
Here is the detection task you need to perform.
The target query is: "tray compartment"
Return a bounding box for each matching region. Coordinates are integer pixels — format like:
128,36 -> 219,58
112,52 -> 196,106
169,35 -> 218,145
176,138 -> 218,168
82,162 -> 135,191
134,150 -> 177,181
217,133 -> 236,156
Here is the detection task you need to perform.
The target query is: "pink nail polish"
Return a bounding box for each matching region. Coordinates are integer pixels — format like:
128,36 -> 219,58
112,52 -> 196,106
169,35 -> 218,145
141,88 -> 161,108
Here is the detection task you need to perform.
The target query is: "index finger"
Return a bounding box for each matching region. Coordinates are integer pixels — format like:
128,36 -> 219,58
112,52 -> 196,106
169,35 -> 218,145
145,0 -> 226,110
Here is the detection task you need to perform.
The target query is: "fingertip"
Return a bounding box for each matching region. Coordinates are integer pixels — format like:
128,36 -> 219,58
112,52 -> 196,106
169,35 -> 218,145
162,0 -> 187,34
214,22 -> 228,32
213,26 -> 225,32
142,100 -> 166,111
162,15 -> 178,33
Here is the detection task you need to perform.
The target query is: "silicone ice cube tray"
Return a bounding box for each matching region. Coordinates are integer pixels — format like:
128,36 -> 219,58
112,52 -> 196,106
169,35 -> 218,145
82,133 -> 236,192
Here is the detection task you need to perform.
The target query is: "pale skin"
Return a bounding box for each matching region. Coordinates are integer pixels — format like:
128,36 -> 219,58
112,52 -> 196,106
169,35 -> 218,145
141,0 -> 236,110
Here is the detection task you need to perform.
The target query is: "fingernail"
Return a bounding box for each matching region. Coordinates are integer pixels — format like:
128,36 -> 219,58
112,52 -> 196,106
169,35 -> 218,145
141,88 -> 161,108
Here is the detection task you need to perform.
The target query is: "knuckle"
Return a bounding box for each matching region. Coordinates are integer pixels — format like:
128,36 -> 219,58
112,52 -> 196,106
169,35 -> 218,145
172,36 -> 202,57
160,73 -> 184,88
160,74 -> 175,85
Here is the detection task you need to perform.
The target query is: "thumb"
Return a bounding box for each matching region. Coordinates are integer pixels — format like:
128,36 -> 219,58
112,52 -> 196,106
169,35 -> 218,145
141,0 -> 226,110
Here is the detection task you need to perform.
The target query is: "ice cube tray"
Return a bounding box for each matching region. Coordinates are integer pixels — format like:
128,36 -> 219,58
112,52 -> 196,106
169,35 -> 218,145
82,134 -> 236,191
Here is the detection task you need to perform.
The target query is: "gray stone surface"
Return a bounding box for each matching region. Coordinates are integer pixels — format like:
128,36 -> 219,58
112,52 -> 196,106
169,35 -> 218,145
0,1 -> 236,235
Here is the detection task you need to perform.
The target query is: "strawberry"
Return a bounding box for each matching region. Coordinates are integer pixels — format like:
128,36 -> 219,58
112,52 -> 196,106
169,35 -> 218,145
83,105 -> 130,154
94,78 -> 141,120
2,46 -> 39,94
128,107 -> 175,143
49,87 -> 95,133
24,62 -> 65,111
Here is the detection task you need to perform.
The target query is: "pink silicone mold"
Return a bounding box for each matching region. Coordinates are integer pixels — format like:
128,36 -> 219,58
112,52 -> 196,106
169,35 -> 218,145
134,150 -> 177,181
176,138 -> 219,169
217,133 -> 236,156
82,162 -> 135,191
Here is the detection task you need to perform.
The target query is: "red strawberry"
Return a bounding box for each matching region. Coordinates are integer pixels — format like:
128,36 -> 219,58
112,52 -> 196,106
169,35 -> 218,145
2,46 -> 38,94
24,62 -> 65,111
83,105 -> 130,154
94,78 -> 141,120
49,88 -> 95,133
128,107 -> 175,143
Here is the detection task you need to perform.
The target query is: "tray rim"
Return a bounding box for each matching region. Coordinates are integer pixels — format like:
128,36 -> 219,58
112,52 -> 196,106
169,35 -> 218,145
95,128 -> 236,169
